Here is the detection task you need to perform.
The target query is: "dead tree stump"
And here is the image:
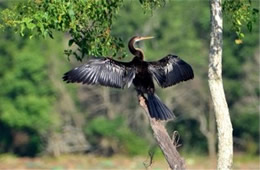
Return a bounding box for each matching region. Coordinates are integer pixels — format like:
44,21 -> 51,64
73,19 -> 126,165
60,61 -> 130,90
138,95 -> 185,170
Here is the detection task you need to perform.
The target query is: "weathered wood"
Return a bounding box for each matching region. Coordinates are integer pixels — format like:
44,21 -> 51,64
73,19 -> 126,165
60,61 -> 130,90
138,95 -> 185,170
209,0 -> 233,169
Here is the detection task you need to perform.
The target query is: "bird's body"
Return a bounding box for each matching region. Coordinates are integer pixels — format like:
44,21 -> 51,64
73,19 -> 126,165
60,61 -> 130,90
63,36 -> 194,120
131,57 -> 155,94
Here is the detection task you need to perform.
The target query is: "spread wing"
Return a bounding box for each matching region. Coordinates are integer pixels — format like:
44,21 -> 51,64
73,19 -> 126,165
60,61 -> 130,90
63,57 -> 135,89
148,54 -> 194,88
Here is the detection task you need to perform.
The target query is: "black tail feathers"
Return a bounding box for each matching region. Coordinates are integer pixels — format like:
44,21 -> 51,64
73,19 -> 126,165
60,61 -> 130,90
147,94 -> 175,120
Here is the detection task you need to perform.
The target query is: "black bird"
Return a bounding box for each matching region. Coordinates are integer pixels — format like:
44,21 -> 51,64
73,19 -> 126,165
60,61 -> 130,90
63,36 -> 194,120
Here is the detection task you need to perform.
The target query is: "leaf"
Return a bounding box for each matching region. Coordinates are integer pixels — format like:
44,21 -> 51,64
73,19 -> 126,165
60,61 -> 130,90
68,8 -> 75,19
239,32 -> 244,38
247,21 -> 252,32
48,31 -> 54,39
252,8 -> 259,14
235,39 -> 243,44
20,23 -> 25,36
236,19 -> 242,25
68,39 -> 74,46
26,22 -> 35,30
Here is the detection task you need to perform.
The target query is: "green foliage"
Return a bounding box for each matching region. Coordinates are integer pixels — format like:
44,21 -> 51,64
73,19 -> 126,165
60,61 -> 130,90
232,113 -> 259,154
114,0 -> 259,155
84,116 -> 149,155
0,29 -> 66,156
1,0 -> 125,60
223,11 -> 259,106
223,0 -> 259,43
139,0 -> 166,12
0,121 -> 42,156
113,0 -> 209,73
0,0 -> 258,157
0,32 -> 56,133
2,0 -> 258,59
167,119 -> 208,153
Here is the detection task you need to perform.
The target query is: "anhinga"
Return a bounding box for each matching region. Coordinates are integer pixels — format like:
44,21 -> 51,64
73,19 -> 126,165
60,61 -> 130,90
63,36 -> 194,120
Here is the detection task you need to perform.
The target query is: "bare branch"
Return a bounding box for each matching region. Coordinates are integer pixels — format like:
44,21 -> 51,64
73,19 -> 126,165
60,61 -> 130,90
138,95 -> 185,170
143,148 -> 155,169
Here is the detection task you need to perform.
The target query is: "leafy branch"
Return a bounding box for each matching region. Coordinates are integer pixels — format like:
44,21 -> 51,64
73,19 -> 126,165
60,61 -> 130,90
0,0 -> 125,61
0,0 -> 167,61
223,0 -> 259,44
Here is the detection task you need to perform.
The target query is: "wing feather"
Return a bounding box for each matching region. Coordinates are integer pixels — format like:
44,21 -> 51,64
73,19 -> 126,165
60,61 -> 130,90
63,57 -> 136,89
148,54 -> 194,88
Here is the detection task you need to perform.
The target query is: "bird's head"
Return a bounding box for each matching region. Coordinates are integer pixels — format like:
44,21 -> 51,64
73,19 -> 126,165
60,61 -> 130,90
128,36 -> 154,59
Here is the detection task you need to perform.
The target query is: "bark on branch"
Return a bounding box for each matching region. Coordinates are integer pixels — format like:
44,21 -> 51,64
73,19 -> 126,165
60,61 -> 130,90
138,95 -> 185,170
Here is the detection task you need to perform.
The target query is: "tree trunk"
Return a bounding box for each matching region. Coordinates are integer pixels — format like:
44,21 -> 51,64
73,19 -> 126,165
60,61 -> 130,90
138,95 -> 185,170
207,133 -> 216,160
209,0 -> 233,169
102,87 -> 114,119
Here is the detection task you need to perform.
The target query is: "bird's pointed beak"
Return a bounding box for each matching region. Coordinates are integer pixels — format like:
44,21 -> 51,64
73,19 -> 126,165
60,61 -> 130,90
139,36 -> 154,41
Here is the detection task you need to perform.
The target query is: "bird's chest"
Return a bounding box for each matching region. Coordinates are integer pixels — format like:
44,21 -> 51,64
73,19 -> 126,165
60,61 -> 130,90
133,61 -> 154,93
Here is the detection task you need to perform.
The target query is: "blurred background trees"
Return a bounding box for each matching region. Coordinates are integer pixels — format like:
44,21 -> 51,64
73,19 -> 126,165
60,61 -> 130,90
0,0 -> 258,163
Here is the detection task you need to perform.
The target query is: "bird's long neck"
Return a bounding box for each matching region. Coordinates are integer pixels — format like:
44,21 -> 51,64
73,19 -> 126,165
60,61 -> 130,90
128,39 -> 144,60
